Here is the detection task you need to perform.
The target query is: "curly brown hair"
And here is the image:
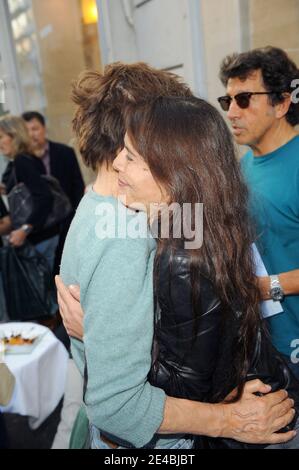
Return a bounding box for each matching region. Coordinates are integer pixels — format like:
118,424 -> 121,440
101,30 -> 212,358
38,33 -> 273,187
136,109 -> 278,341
71,62 -> 192,170
219,46 -> 299,126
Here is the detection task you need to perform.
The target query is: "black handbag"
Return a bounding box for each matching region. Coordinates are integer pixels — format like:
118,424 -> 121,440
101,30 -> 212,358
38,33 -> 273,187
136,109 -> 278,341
0,242 -> 57,321
8,174 -> 72,230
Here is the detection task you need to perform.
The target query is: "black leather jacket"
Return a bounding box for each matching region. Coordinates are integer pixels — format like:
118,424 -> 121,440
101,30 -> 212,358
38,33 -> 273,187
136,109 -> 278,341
148,248 -> 299,448
149,248 -> 222,401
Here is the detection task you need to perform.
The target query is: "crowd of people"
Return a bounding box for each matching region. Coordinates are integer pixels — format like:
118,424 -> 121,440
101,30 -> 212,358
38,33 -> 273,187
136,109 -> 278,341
0,112 -> 85,273
0,110 -> 86,447
0,45 -> 299,450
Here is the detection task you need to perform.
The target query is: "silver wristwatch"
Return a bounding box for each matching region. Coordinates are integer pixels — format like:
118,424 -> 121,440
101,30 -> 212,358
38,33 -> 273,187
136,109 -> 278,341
269,275 -> 284,301
20,224 -> 32,235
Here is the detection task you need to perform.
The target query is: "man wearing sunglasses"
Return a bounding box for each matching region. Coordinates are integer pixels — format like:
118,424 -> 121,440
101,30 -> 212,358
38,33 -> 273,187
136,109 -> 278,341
218,46 -> 299,380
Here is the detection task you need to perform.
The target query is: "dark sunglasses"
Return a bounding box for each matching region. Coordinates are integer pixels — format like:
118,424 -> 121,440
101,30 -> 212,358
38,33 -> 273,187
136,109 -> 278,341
217,91 -> 280,111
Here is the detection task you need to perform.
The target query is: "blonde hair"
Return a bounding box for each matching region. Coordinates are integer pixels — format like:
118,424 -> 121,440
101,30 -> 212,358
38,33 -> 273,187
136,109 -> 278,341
0,115 -> 32,158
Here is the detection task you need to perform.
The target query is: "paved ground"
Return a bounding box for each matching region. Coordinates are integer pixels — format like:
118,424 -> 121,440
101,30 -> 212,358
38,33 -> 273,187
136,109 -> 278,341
3,400 -> 62,449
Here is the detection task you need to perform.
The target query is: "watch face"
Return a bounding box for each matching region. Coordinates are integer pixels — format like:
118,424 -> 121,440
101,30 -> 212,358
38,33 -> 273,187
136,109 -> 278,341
270,287 -> 284,301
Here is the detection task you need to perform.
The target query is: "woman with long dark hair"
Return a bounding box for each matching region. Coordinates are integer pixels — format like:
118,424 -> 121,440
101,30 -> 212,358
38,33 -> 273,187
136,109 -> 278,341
57,69 -> 296,449
113,95 -> 299,448
121,95 -> 260,401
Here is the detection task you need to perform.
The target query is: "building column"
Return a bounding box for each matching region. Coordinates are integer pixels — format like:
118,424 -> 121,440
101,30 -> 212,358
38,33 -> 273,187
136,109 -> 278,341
0,0 -> 24,114
187,0 -> 208,98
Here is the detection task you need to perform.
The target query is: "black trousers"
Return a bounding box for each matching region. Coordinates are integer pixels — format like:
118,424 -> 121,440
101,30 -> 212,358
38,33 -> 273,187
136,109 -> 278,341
0,412 -> 8,449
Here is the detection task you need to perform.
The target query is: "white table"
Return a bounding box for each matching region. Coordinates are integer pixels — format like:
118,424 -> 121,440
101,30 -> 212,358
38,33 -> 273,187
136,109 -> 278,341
0,322 -> 68,429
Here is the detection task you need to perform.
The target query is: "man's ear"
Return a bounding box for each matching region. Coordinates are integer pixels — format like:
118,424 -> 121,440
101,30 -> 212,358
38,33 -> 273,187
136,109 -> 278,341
275,93 -> 292,119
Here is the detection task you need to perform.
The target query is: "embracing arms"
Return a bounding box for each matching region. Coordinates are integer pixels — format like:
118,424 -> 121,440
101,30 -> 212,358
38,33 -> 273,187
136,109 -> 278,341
56,276 -> 296,445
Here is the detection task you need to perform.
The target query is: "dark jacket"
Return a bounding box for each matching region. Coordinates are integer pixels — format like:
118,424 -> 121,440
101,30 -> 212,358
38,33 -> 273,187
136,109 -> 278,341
0,197 -> 9,248
0,197 -> 8,220
149,249 -> 222,401
2,154 -> 58,244
48,141 -> 85,212
47,141 -> 85,273
148,248 -> 299,449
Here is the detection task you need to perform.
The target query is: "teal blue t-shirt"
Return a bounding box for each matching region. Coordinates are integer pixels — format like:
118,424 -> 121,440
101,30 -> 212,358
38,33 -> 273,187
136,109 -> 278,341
241,136 -> 299,357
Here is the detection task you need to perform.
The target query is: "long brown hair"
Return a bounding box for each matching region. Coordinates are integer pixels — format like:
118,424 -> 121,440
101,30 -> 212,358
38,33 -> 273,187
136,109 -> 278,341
125,96 -> 262,400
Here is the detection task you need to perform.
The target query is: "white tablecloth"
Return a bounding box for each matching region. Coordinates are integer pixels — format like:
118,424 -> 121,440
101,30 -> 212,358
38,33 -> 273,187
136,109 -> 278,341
0,322 -> 68,429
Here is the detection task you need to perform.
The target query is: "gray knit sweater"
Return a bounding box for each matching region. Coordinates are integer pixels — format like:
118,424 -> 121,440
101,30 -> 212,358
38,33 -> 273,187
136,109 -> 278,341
60,190 -> 177,448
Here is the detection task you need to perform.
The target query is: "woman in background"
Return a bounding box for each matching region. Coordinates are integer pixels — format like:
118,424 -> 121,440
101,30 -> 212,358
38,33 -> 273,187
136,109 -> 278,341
0,116 -> 59,269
